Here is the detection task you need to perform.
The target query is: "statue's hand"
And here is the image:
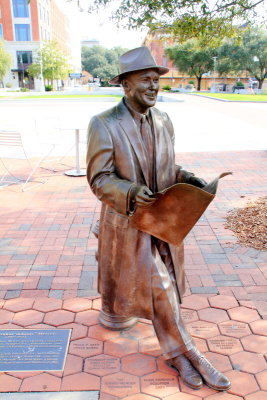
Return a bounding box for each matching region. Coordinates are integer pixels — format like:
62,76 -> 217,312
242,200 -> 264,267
133,185 -> 157,208
188,176 -> 207,188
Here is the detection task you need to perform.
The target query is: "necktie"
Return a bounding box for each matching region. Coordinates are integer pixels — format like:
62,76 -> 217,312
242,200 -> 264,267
140,115 -> 151,148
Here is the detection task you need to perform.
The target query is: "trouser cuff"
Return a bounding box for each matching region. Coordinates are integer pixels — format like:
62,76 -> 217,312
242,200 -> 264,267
162,340 -> 195,360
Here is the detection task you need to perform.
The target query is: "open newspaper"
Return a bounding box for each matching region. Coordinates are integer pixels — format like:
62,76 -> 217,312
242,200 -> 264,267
130,172 -> 232,246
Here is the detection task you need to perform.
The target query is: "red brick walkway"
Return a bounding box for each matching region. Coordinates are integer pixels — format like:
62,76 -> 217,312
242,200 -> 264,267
0,151 -> 266,399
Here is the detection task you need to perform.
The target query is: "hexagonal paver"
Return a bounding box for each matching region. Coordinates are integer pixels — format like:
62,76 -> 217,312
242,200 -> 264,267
164,393 -> 203,400
141,371 -> 179,398
99,393 -> 119,400
102,372 -> 140,397
157,356 -> 177,376
104,337 -> 138,358
44,310 -> 74,326
219,320 -> 251,338
194,337 -> 208,353
88,324 -> 120,341
256,370 -> 267,390
69,337 -> 103,357
121,323 -> 155,340
182,295 -> 209,310
63,298 -> 92,312
63,354 -> 83,376
181,309 -> 199,323
228,307 -> 260,323
75,310 -> 99,326
241,334 -> 267,354
0,374 -> 21,392
4,298 -> 34,312
60,322 -> 88,341
33,298 -> 62,312
249,320 -> 267,336
227,370 -> 259,397
209,295 -> 238,310
61,372 -> 100,391
204,351 -> 232,372
208,335 -> 242,355
139,336 -> 161,357
122,353 -> 156,376
230,351 -> 267,373
84,354 -> 120,376
12,310 -> 44,326
0,310 -> 14,325
198,308 -> 229,324
245,392 -> 267,400
92,297 -> 102,311
187,321 -> 219,339
20,372 -> 61,392
205,393 -> 243,399
125,395 -> 158,400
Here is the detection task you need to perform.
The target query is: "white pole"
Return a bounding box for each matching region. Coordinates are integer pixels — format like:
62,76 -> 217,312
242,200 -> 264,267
39,44 -> 45,92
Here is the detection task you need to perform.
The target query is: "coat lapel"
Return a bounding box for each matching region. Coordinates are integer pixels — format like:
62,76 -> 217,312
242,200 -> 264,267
116,100 -> 150,187
150,107 -> 164,189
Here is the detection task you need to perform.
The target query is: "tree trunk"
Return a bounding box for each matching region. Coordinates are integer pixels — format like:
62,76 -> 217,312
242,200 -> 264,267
258,79 -> 264,89
197,76 -> 202,91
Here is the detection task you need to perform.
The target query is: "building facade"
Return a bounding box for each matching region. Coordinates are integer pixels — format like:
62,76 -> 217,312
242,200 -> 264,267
143,31 -> 248,91
0,0 -> 80,90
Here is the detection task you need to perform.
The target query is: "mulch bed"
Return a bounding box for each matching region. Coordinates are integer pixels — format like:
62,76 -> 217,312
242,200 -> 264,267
225,196 -> 267,251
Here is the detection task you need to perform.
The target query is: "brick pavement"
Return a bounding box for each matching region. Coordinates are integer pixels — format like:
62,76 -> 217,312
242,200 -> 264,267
0,150 -> 266,399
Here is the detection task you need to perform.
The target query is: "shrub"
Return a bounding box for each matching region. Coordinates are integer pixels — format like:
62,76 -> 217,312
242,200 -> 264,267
20,87 -> 29,92
162,84 -> 171,90
5,82 -> 12,88
235,81 -> 245,87
45,84 -> 53,91
188,80 -> 195,85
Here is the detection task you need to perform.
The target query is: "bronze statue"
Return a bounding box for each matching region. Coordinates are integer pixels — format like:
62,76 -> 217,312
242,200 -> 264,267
86,46 -> 231,391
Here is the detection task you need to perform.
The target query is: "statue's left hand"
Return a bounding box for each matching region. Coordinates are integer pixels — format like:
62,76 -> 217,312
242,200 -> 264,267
188,176 -> 207,188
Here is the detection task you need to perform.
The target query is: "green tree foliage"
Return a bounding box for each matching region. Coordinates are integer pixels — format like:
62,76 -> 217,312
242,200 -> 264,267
27,41 -> 71,86
73,0 -> 265,44
166,40 -> 216,90
0,40 -> 12,82
81,45 -> 128,82
217,28 -> 267,88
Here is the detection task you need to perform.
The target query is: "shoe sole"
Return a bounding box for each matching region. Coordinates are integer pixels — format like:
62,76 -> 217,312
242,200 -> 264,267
205,381 -> 231,392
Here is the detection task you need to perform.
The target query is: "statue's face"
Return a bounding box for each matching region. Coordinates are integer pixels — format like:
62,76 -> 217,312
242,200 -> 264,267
123,69 -> 160,113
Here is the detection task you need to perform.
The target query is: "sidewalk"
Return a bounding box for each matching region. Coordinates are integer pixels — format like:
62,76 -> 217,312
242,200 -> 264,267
0,150 -> 266,399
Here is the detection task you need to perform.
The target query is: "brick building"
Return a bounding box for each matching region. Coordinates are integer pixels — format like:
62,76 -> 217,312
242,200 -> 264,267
0,0 -> 79,90
143,31 -> 248,91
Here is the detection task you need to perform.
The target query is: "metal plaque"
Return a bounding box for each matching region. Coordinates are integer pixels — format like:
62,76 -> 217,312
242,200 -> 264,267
0,329 -> 71,372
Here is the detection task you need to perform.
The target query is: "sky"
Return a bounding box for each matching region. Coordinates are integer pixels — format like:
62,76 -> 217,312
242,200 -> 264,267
61,0 -> 148,49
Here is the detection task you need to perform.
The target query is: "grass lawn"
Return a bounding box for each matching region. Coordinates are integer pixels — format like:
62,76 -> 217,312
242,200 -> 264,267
192,93 -> 267,101
20,94 -> 122,99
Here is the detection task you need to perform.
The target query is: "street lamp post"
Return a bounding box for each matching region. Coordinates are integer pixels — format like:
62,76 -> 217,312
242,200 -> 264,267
212,56 -> 217,93
19,54 -> 25,88
39,45 -> 45,92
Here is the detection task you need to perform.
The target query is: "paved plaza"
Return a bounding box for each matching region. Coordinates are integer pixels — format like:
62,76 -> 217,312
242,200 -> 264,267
0,95 -> 266,399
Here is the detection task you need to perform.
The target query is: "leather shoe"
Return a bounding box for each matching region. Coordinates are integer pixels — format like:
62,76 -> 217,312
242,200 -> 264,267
184,348 -> 231,391
167,354 -> 203,390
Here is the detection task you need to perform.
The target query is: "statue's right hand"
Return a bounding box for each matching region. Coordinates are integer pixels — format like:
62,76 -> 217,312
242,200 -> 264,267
133,185 -> 157,208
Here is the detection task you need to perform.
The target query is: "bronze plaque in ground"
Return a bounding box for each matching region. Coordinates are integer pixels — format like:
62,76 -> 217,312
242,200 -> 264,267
0,329 -> 71,372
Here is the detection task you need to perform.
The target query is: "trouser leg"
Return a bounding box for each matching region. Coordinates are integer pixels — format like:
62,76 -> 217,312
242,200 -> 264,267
151,245 -> 194,360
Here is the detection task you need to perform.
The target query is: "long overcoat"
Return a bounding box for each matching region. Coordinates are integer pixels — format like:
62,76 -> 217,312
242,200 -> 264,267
86,99 -> 186,320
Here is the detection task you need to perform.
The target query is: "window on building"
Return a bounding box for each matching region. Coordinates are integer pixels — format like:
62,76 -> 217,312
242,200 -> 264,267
17,51 -> 32,68
15,24 -> 31,41
0,24 -> 3,39
12,0 -> 29,18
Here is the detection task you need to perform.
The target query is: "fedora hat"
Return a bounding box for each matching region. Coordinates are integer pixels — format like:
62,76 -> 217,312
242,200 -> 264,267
109,46 -> 169,85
